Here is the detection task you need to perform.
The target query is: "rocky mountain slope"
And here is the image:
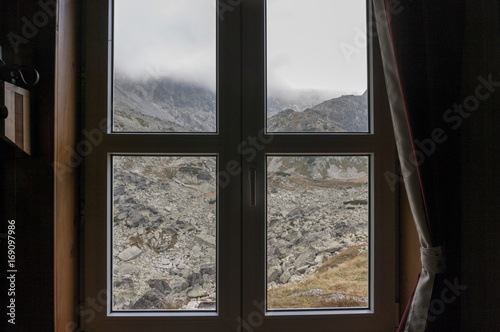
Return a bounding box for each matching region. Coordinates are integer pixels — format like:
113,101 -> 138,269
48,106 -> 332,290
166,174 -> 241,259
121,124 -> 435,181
111,155 -> 369,310
113,75 -> 216,132
112,156 -> 218,310
113,75 -> 367,133
266,89 -> 338,117
267,91 -> 368,133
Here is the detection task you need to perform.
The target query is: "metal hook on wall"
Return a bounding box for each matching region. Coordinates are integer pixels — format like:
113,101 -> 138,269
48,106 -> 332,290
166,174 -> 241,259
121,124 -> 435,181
0,58 -> 40,87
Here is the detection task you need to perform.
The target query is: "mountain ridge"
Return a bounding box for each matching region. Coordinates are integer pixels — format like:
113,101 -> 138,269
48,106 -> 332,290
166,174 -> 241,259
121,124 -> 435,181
113,75 -> 367,133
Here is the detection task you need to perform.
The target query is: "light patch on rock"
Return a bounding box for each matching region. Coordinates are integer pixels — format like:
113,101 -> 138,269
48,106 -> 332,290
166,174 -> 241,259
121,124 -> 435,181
195,235 -> 216,248
118,246 -> 143,261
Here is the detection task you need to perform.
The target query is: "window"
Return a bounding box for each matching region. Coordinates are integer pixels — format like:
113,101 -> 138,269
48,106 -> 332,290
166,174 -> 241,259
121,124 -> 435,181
84,0 -> 396,331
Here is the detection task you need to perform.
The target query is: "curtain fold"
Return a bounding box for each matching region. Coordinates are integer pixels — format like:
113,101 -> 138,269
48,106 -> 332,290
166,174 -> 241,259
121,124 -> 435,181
373,0 -> 465,330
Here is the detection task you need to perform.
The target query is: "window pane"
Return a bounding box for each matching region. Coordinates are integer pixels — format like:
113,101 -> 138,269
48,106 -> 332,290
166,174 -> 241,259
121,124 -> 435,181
266,0 -> 368,133
112,156 -> 217,311
267,156 -> 369,310
113,0 -> 216,133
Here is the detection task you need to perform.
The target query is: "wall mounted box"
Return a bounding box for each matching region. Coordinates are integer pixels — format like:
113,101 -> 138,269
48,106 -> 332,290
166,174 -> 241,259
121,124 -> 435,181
0,80 -> 31,155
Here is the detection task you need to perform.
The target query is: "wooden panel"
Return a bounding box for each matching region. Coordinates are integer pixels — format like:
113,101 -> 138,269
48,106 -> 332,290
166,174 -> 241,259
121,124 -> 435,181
53,0 -> 79,331
15,92 -> 23,147
1,82 -> 31,155
0,1 -> 56,330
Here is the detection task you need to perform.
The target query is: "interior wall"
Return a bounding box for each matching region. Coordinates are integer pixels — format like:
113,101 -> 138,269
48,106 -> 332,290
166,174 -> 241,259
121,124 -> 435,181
1,1 -> 79,331
461,0 -> 500,330
0,1 -> 56,330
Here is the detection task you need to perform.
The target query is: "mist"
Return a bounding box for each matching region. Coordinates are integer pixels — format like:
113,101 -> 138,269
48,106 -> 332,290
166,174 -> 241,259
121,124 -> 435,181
114,0 -> 367,95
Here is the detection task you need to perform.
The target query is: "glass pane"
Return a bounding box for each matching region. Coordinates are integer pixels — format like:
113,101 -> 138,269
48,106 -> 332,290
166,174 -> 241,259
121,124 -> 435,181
267,156 -> 369,310
113,0 -> 216,133
112,156 -> 217,311
266,0 -> 368,133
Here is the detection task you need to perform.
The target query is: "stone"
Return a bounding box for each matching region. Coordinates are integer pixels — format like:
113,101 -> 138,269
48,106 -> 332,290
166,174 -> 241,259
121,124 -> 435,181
326,293 -> 368,304
114,186 -> 126,196
187,272 -> 201,286
168,277 -> 190,292
182,300 -> 216,310
115,263 -> 136,275
198,301 -> 216,310
314,254 -> 324,264
289,288 -> 323,297
200,263 -> 216,276
279,270 -> 291,284
131,289 -> 165,309
127,211 -> 145,227
118,246 -> 143,261
267,266 -> 282,283
147,279 -> 172,295
113,277 -> 133,288
195,234 -> 216,248
182,301 -> 200,310
294,252 -> 315,269
197,171 -> 213,181
190,245 -> 201,256
187,287 -> 209,298
296,265 -> 309,274
289,275 -> 303,283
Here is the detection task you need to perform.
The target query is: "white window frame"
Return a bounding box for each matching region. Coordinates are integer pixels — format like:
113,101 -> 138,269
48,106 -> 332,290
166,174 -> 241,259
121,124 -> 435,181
83,0 -> 397,331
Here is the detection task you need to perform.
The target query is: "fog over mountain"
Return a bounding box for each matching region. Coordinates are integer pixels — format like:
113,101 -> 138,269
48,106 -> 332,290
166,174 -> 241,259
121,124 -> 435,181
113,75 -> 216,132
113,76 -> 367,133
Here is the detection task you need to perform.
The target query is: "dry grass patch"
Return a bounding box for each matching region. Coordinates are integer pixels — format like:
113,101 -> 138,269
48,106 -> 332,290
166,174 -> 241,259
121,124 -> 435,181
267,245 -> 368,309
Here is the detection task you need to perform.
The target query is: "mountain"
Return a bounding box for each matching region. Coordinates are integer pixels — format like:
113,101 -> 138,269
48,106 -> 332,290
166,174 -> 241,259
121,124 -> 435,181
113,75 -> 216,132
267,91 -> 368,133
113,75 -> 368,133
266,89 -> 338,117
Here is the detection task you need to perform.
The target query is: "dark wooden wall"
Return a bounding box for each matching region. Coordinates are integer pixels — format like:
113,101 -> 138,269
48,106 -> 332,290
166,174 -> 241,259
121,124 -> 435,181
0,1 -> 79,331
461,0 -> 500,330
1,1 -> 56,330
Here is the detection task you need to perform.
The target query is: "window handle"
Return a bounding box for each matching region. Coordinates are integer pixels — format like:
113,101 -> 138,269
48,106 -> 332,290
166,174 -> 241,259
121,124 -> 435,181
249,168 -> 256,206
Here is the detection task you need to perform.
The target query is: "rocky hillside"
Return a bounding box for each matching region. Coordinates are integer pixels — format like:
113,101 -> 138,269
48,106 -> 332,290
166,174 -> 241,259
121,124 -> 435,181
111,155 -> 368,310
113,75 -> 216,132
113,75 -> 367,133
112,156 -> 218,310
267,91 -> 368,133
266,157 -> 369,293
266,89 -> 338,117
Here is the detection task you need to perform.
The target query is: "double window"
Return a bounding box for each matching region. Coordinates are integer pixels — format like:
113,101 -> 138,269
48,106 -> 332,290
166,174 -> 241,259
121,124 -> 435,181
84,0 -> 396,331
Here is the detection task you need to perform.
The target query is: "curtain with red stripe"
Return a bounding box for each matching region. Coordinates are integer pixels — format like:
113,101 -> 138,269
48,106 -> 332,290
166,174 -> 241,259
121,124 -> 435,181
373,0 -> 465,330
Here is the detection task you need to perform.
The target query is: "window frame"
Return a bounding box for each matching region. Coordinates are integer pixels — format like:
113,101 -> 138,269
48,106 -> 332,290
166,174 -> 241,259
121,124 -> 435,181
240,2 -> 397,330
83,0 -> 397,331
84,0 -> 242,330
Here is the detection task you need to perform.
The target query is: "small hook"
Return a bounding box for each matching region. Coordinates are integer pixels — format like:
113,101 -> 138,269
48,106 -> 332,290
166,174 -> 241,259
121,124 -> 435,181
0,61 -> 40,87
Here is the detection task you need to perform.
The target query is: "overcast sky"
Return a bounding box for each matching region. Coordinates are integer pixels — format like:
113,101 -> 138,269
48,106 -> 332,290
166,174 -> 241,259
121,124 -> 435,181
114,0 -> 216,87
114,0 -> 367,95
